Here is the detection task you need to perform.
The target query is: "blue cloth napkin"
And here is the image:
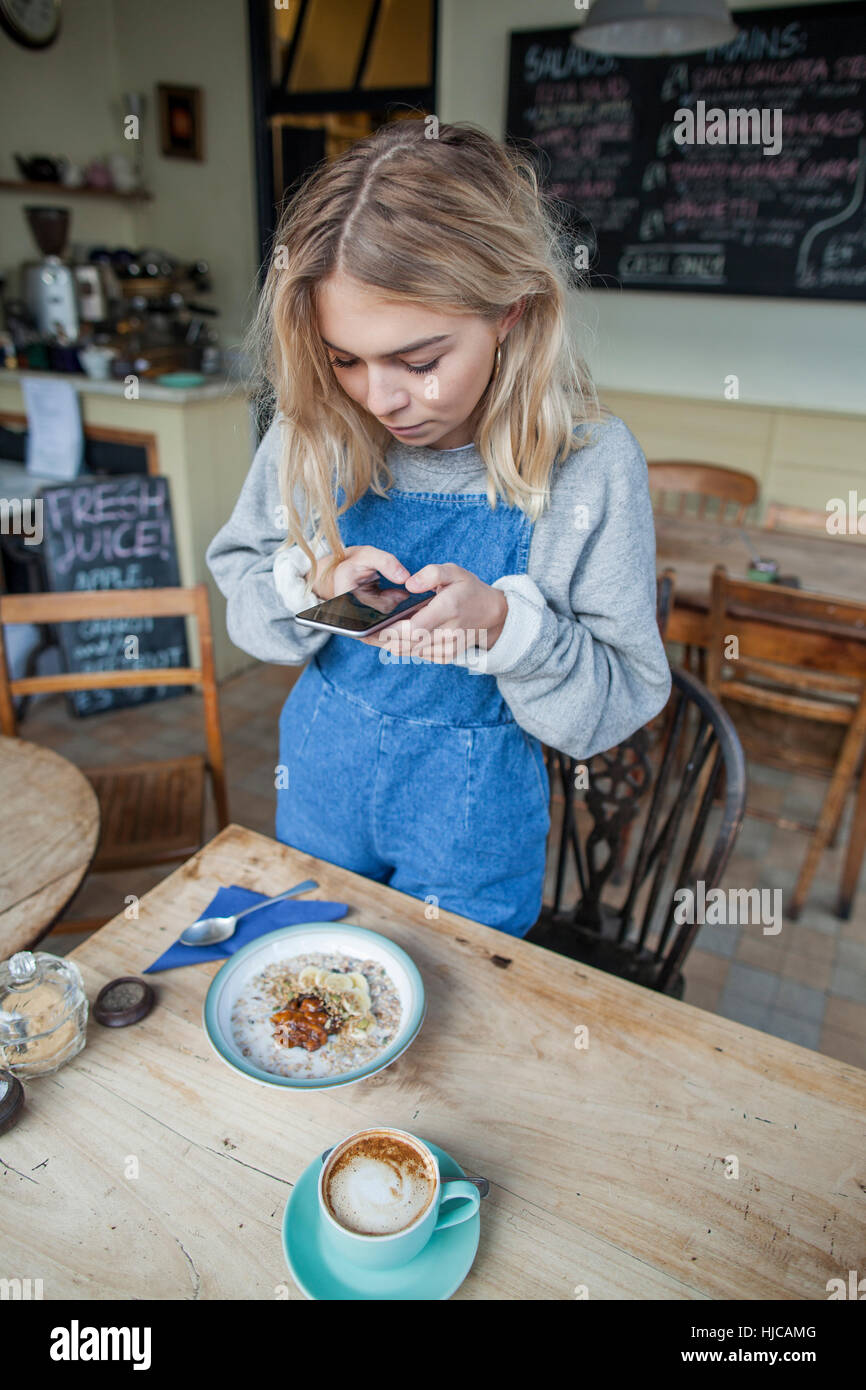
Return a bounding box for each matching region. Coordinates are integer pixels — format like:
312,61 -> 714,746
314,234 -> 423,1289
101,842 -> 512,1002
144,884 -> 351,973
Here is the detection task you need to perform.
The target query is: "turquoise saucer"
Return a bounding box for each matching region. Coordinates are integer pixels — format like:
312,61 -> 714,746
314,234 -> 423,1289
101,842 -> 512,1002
282,1138 -> 481,1300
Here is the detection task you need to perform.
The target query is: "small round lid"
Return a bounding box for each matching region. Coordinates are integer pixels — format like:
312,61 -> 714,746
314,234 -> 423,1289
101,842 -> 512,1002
0,1070 -> 24,1134
93,977 -> 155,1028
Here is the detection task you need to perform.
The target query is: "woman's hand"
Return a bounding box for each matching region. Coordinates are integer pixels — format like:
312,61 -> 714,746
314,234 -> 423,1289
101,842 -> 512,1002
313,545 -> 410,601
358,563 -> 508,664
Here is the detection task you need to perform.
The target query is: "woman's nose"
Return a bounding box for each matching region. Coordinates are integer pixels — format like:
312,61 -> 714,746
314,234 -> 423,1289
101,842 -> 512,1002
365,368 -> 410,419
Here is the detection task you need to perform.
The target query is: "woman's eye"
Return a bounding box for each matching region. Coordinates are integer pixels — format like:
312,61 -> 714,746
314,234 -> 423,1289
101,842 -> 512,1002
329,356 -> 441,375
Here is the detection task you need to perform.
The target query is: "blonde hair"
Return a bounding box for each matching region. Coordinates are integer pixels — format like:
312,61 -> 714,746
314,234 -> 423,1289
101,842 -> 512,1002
246,118 -> 608,585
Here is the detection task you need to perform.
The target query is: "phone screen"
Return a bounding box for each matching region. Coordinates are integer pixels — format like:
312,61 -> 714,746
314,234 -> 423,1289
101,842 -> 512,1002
295,572 -> 437,634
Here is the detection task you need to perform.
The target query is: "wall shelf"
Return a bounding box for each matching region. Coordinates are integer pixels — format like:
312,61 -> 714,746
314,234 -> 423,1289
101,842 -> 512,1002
0,180 -> 152,202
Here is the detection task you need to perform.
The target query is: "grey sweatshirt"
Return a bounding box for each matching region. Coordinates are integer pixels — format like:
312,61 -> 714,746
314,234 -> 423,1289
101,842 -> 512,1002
205,412 -> 671,760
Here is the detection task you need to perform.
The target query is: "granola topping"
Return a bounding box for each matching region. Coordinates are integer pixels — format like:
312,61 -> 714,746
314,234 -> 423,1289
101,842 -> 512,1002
231,951 -> 403,1080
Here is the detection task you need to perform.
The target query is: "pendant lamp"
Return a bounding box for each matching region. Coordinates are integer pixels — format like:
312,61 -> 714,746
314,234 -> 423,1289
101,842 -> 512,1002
573,0 -> 738,57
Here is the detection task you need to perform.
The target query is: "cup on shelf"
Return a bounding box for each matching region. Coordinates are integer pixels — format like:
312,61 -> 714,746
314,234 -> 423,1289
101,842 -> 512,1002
78,345 -> 116,380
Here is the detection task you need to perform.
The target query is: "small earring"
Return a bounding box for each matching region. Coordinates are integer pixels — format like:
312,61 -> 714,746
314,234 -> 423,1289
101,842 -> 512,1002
492,341 -> 502,379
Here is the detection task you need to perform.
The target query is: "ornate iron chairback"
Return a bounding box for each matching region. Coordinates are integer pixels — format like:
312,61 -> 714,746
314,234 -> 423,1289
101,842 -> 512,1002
529,668 -> 747,997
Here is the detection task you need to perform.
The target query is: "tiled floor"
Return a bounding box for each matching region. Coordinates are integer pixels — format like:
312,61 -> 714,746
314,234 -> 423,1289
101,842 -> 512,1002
677,759 -> 866,1067
26,661 -> 866,1071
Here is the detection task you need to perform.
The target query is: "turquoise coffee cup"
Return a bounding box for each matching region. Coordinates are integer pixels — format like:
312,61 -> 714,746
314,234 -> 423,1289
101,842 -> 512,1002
318,1127 -> 482,1270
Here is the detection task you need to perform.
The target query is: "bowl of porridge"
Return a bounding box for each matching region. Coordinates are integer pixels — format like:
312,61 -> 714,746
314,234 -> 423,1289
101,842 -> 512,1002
203,922 -> 425,1090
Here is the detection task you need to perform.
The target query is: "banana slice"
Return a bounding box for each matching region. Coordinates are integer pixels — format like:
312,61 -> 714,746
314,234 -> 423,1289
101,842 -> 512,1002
292,965 -> 372,1018
297,965 -> 324,991
325,974 -> 355,994
345,976 -> 372,1015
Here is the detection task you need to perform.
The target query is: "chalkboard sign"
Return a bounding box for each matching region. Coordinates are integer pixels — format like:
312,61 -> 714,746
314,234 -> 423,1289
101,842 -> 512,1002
507,3 -> 866,299
39,475 -> 189,717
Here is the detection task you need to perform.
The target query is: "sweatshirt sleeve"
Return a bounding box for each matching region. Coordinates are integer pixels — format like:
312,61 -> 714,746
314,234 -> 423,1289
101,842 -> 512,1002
205,415 -> 333,666
460,418 -> 671,760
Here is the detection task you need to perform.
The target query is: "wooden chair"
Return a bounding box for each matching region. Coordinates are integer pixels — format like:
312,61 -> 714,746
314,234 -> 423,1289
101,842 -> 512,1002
529,667 -> 747,997
650,463 -> 759,679
765,501 -> 866,541
0,585 -> 229,928
705,565 -> 866,920
649,461 -> 759,524
657,566 -> 677,641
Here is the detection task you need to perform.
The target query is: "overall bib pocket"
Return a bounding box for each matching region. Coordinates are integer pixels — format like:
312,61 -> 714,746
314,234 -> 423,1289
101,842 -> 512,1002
278,666 -> 328,770
464,722 -> 551,860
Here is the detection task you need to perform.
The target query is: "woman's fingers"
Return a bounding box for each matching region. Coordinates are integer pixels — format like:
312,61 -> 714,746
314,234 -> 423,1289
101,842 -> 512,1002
363,608 -> 462,659
355,547 -> 411,586
400,591 -> 450,632
405,562 -> 461,592
357,617 -> 412,646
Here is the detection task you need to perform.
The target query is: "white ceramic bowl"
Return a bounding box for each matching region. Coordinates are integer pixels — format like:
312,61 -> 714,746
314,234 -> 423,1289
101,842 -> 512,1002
203,922 -> 426,1091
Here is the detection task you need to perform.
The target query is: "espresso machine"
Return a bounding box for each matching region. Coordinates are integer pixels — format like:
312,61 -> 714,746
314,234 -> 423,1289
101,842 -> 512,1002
22,206 -> 80,339
13,204 -> 219,375
21,206 -> 118,341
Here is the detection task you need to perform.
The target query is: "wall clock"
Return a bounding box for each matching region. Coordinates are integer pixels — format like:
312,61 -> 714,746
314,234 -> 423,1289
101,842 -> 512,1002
0,0 -> 61,49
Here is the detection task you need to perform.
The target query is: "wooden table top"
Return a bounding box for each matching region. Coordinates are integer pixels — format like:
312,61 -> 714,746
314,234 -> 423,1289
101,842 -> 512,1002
0,735 -> 100,956
2,824 -> 864,1300
655,515 -> 865,611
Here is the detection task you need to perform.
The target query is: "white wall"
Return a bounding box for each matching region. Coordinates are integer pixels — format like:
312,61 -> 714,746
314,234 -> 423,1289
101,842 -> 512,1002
111,0 -> 259,350
0,0 -> 258,350
0,0 -> 136,267
439,0 -> 866,414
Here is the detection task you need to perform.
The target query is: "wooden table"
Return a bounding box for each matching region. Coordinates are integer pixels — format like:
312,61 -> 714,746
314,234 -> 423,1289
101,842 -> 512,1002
0,736 -> 100,955
656,516 -> 866,660
2,823 -> 864,1300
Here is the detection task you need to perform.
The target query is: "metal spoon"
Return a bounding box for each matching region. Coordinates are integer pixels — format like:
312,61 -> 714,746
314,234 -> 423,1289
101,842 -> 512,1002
319,1147 -> 489,1198
179,879 -> 319,947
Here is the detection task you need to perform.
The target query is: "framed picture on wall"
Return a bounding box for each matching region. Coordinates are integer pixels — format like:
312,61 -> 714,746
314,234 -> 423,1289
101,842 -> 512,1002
157,83 -> 204,161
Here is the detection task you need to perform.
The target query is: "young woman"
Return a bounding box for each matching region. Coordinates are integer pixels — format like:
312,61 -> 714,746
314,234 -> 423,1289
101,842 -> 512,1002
207,120 -> 671,938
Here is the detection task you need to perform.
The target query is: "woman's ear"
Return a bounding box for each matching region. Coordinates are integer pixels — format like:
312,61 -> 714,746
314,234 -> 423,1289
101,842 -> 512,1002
499,296 -> 527,339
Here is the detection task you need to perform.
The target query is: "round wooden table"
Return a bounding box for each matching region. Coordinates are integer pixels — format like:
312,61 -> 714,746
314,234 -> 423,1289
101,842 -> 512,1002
0,736 -> 100,957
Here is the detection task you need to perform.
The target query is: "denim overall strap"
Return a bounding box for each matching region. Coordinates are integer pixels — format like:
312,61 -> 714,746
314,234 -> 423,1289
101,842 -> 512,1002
314,484 -> 532,722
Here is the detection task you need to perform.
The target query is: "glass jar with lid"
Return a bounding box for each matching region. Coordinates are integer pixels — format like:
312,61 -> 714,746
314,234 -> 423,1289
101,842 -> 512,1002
0,951 -> 88,1077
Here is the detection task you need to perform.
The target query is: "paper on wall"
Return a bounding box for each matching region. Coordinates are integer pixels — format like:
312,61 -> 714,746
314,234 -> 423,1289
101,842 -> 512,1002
21,377 -> 84,480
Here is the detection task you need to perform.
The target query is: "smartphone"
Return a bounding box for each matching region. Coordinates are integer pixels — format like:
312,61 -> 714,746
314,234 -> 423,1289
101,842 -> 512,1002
294,571 -> 437,637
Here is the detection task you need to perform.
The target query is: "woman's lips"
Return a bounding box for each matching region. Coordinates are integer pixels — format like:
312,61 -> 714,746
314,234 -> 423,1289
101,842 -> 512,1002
387,421 -> 429,434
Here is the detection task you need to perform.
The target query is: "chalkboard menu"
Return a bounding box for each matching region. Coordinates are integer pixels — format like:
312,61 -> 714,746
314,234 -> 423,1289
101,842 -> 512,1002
506,3 -> 866,299
40,475 -> 189,717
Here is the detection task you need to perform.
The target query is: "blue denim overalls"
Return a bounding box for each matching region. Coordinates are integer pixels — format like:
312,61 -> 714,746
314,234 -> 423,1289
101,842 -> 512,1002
275,480 -> 550,936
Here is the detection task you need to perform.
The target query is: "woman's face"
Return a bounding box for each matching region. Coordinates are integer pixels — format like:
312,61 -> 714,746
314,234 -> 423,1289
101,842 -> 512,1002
316,270 -> 521,450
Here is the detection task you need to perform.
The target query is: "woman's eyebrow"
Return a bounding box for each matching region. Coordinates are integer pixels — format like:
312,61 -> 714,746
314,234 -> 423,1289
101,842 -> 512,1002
321,333 -> 450,358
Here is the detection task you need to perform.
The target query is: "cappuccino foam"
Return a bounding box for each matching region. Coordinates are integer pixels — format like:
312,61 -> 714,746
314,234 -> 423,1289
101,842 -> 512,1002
324,1132 -> 436,1236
